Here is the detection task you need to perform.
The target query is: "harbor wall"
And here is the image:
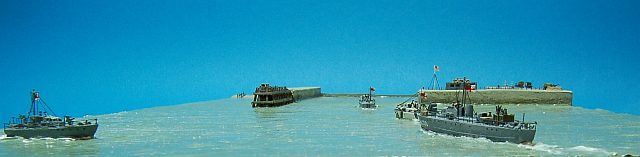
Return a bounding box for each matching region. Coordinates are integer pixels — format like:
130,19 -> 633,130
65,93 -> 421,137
290,87 -> 322,101
323,89 -> 573,105
420,89 -> 573,105
234,87 -> 572,105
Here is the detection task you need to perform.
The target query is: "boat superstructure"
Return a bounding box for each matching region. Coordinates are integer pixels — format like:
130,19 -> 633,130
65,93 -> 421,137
359,87 -> 376,108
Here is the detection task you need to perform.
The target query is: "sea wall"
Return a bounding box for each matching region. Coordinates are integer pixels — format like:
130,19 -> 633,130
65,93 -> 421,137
290,87 -> 322,101
421,89 -> 573,105
234,87 -> 572,105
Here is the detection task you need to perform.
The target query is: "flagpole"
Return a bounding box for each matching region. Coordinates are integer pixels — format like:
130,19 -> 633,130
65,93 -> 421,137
432,72 -> 437,90
431,65 -> 439,90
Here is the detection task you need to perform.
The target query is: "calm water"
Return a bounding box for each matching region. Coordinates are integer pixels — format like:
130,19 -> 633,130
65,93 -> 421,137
1,97 -> 639,156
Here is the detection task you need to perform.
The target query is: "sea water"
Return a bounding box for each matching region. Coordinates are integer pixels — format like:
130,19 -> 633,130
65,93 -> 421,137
1,97 -> 638,156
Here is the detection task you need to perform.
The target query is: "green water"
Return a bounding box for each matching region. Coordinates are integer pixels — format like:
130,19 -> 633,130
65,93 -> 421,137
1,97 -> 639,156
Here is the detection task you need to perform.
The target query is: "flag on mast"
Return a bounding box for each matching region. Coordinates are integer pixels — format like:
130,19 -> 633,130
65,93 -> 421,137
370,87 -> 376,92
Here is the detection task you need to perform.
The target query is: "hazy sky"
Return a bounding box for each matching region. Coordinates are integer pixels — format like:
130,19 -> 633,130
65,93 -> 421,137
1,0 -> 639,121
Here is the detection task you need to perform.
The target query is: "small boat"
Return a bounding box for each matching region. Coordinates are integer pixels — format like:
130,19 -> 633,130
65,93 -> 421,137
3,89 -> 98,139
359,87 -> 376,108
395,90 -> 430,120
395,100 -> 420,120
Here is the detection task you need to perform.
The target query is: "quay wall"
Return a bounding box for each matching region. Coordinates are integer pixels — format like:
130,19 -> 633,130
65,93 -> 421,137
323,89 -> 573,105
420,89 -> 573,105
234,87 -> 572,105
290,87 -> 322,101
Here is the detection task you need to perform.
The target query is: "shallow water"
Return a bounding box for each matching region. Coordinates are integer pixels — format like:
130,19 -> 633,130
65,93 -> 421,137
1,97 -> 639,156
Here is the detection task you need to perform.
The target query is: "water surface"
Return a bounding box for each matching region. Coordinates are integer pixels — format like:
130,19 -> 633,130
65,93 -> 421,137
1,97 -> 638,156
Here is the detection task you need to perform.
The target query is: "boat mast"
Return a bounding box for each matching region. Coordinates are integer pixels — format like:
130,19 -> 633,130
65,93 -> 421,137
29,89 -> 37,116
369,87 -> 372,101
462,77 -> 466,106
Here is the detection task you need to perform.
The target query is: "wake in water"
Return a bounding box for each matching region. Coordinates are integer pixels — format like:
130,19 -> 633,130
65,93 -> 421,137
517,142 -> 618,156
360,108 -> 377,111
0,135 -> 77,143
0,134 -> 17,140
420,130 -> 493,143
420,130 -> 619,156
355,105 -> 377,110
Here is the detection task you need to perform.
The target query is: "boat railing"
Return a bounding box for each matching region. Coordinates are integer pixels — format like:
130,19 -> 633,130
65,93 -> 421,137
518,121 -> 537,130
77,118 -> 99,125
483,86 -> 544,90
255,86 -> 290,93
90,118 -> 98,124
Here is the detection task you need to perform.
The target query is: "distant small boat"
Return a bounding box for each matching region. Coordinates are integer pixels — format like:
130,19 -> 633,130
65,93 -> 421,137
359,87 -> 376,108
3,89 -> 98,139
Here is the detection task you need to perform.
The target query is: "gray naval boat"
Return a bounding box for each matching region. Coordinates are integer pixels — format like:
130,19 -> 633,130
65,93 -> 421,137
3,90 -> 98,139
395,99 -> 420,120
359,87 -> 376,108
416,78 -> 537,144
395,91 -> 430,120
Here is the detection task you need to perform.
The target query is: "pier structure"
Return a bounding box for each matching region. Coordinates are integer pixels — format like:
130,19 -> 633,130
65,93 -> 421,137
237,86 -> 572,105
419,89 -> 573,105
323,89 -> 572,105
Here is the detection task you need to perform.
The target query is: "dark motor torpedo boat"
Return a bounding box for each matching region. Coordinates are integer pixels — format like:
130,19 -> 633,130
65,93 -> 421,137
3,89 -> 98,139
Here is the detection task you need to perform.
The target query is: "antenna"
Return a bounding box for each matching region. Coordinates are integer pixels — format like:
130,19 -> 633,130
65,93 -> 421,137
369,86 -> 372,101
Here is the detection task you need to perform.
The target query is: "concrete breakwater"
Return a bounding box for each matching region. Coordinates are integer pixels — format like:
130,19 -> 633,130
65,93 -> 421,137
289,87 -> 322,100
420,89 -> 572,105
235,87 -> 572,105
324,89 -> 573,105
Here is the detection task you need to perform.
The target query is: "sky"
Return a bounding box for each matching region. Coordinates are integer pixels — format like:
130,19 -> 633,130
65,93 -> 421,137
1,0 -> 639,122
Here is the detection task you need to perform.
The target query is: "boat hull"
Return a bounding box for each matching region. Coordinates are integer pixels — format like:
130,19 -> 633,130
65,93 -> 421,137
252,98 -> 294,107
4,124 -> 98,139
417,115 -> 535,143
359,102 -> 376,108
